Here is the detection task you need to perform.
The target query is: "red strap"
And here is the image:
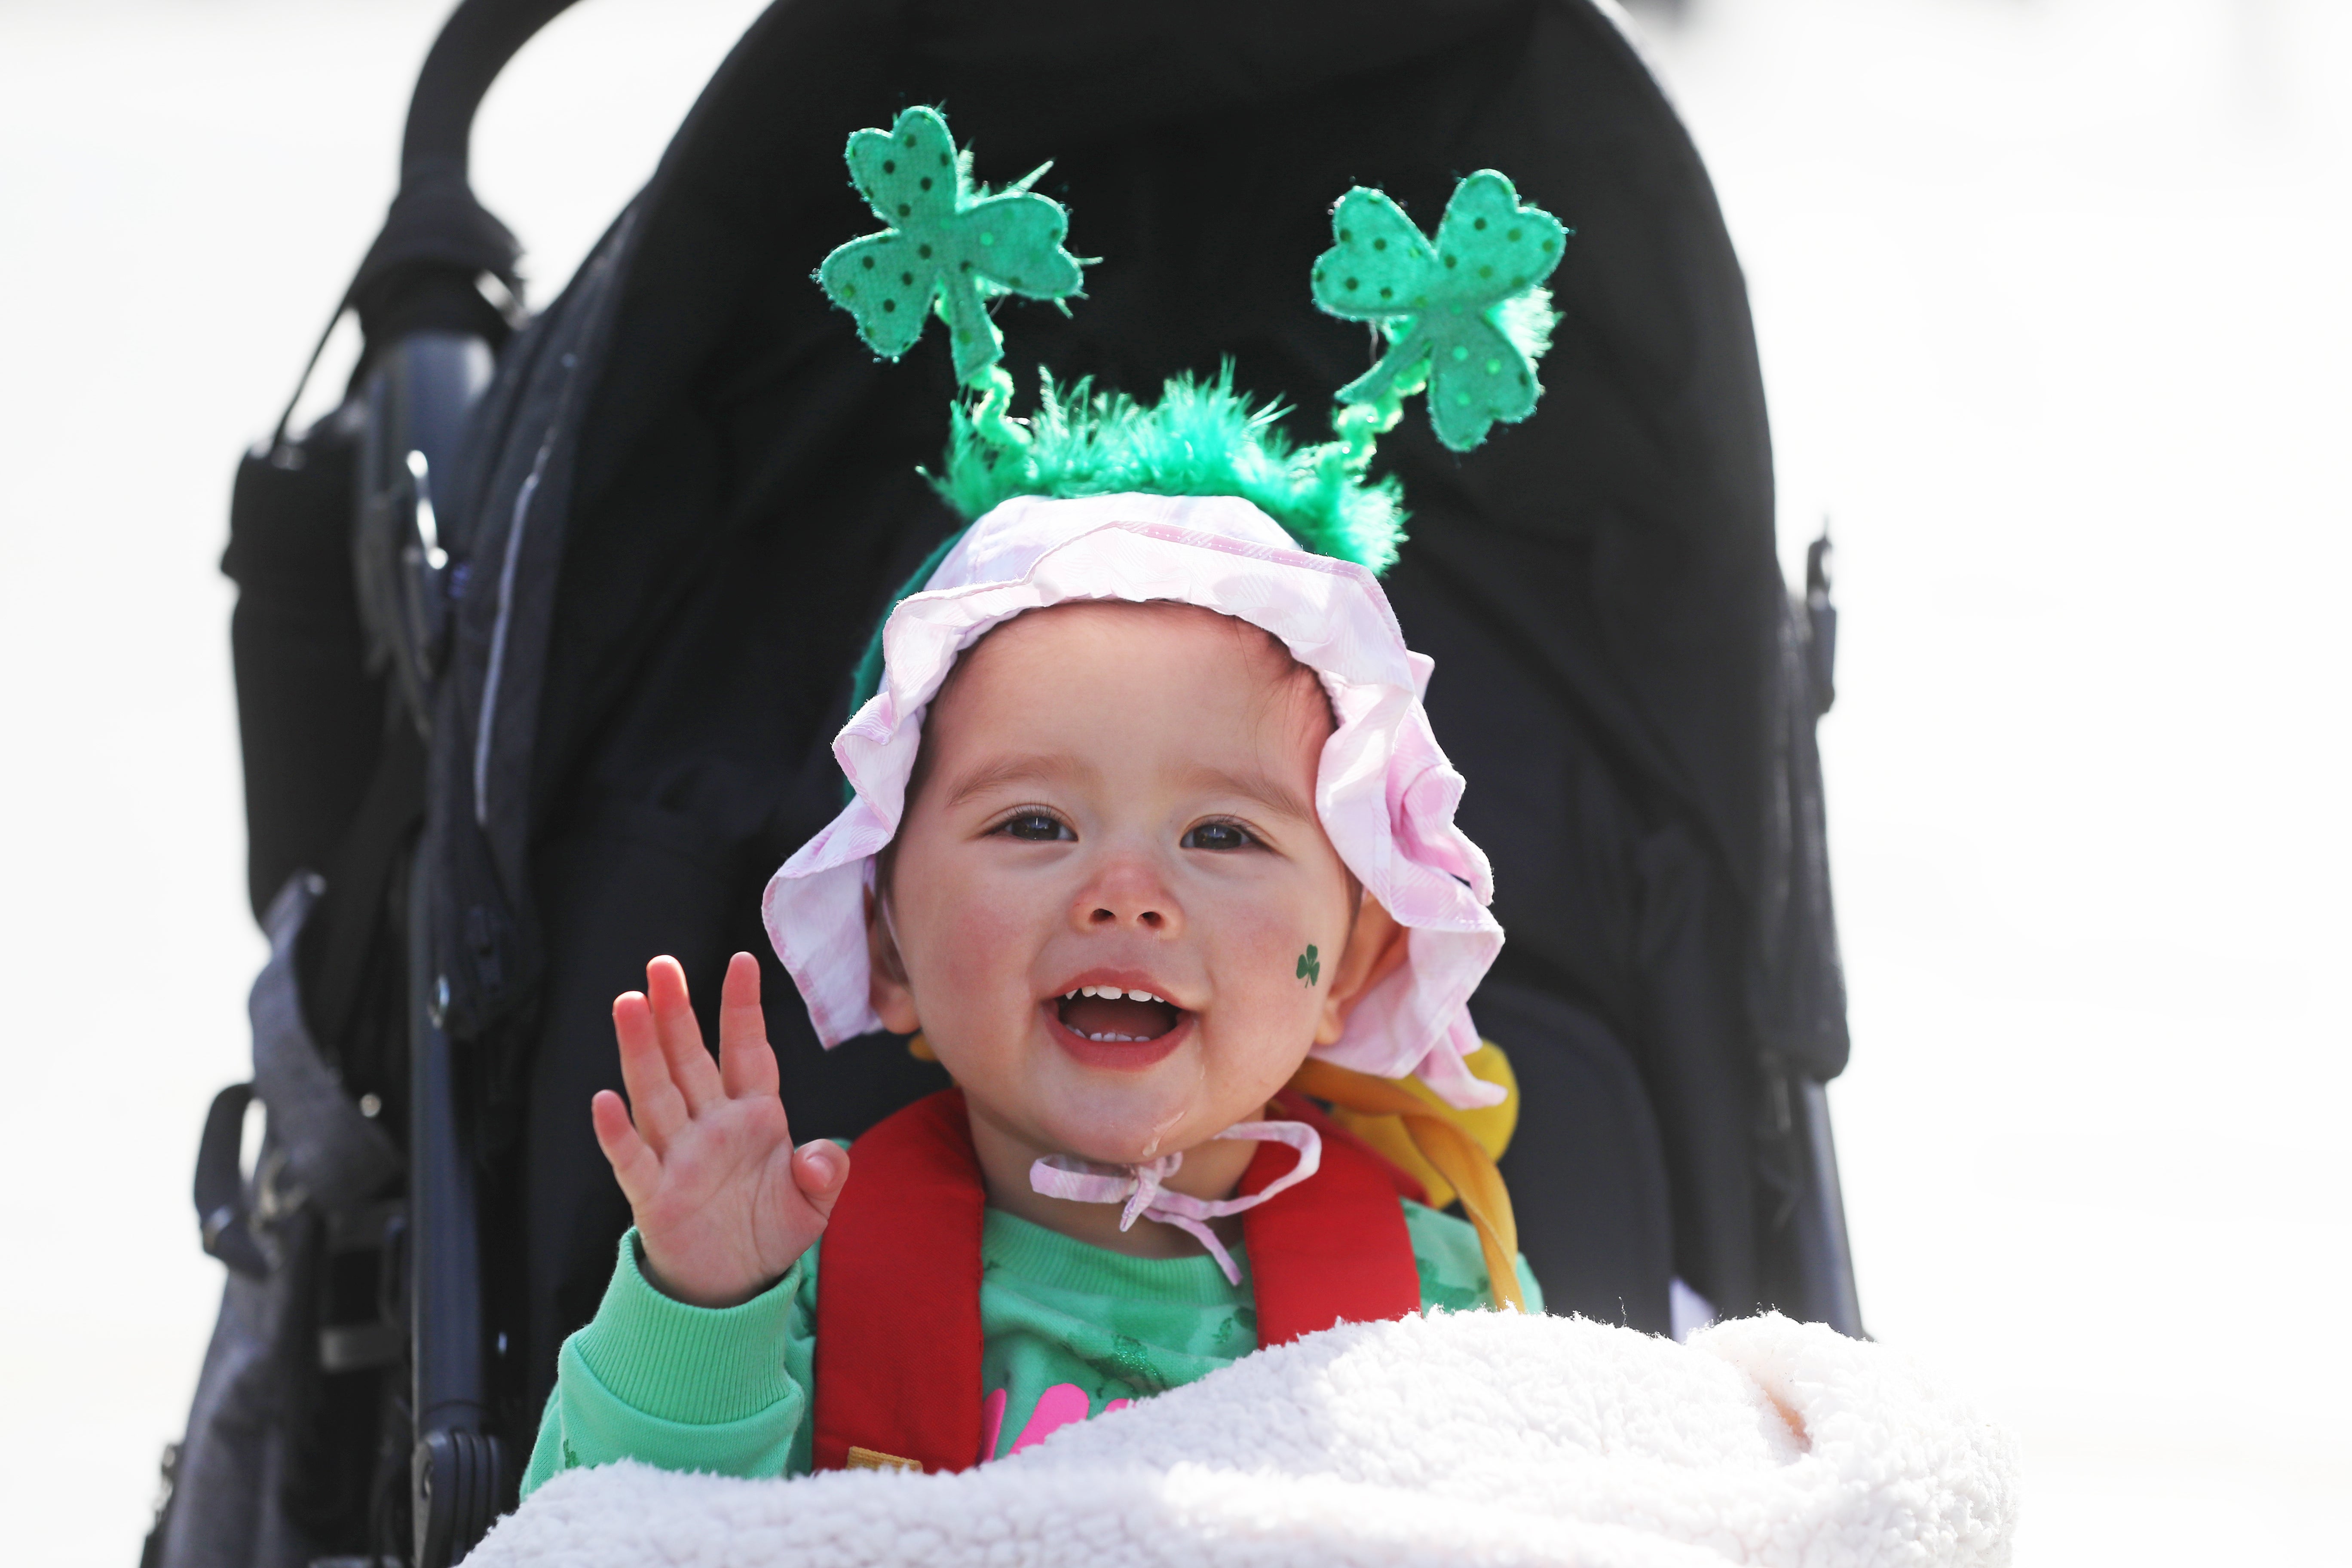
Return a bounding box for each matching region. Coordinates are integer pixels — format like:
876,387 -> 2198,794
810,1088 -> 986,1473
812,1086 -> 1424,1469
1240,1090 -> 1425,1346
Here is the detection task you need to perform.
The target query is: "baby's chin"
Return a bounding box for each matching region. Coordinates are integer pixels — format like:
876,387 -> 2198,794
1015,1062 -> 1255,1166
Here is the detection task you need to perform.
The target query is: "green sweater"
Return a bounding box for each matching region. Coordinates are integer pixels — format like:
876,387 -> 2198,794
523,1200 -> 1540,1496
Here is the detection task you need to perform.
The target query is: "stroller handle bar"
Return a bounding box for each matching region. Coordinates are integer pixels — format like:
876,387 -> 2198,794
305,0 -> 582,386
401,0 -> 584,190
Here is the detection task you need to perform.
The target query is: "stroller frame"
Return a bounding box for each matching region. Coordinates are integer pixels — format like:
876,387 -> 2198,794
156,4 -> 1862,1565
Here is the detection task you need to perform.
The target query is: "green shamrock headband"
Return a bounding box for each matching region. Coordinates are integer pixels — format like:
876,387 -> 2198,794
818,105 -> 1568,548
818,107 -> 1084,451
1311,177 -> 1568,453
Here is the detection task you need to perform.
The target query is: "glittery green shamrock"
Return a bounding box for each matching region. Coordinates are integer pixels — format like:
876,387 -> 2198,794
818,107 -> 1084,386
1311,172 -> 1568,452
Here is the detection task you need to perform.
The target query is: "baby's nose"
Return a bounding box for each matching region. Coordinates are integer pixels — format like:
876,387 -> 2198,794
1073,855 -> 1180,934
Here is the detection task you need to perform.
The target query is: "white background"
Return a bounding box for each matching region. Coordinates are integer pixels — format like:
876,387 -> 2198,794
0,0 -> 2343,1562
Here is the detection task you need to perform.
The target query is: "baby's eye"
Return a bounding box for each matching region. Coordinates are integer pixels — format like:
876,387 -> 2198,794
1181,821 -> 1259,852
995,811 -> 1074,842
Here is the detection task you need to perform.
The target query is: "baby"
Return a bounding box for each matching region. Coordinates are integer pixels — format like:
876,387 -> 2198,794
520,106 -> 1565,1490
519,492 -> 1536,1490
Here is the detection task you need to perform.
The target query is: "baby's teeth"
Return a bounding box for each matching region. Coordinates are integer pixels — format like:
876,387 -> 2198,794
1126,989 -> 1154,1002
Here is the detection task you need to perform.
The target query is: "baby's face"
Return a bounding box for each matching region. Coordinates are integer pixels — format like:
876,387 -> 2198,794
872,600 -> 1358,1166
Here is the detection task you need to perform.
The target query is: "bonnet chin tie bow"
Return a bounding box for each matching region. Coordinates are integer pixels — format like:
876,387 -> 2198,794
1027,1121 -> 1322,1285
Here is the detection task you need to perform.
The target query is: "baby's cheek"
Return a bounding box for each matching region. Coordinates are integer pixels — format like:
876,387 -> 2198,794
937,894 -> 1038,1009
1210,906 -> 1330,1042
895,854 -> 1043,1042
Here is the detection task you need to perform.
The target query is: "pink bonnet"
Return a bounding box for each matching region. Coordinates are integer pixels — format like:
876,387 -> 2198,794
761,490 -> 1506,1110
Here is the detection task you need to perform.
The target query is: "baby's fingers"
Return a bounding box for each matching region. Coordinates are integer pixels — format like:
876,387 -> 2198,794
613,990 -> 688,1152
791,1141 -> 850,1222
646,956 -> 724,1114
591,1090 -> 662,1208
718,952 -> 781,1102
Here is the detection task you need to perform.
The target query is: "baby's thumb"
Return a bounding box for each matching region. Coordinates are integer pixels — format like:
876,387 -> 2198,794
792,1140 -> 850,1220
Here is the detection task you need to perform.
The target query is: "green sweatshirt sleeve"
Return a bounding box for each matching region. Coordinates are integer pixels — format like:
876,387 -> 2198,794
519,1229 -> 820,1498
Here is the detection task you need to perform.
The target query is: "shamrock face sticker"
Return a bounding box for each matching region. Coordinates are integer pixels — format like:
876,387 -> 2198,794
818,107 -> 1085,386
1310,172 -> 1568,451
1296,945 -> 1322,987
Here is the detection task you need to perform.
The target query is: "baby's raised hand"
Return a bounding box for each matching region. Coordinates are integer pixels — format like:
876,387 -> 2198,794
591,953 -> 848,1308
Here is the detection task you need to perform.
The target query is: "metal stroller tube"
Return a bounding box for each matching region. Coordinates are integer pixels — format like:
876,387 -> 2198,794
355,332 -> 492,733
1793,1080 -> 1863,1336
408,853 -> 505,1567
376,6 -> 582,1562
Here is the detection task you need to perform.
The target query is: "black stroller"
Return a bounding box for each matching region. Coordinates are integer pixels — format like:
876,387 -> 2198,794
154,2 -> 1857,1564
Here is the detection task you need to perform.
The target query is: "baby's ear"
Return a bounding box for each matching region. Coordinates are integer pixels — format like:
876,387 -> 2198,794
865,888 -> 922,1035
1315,893 -> 1411,1046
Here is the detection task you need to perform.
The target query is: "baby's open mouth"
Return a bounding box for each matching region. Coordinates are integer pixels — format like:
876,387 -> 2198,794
1054,985 -> 1182,1043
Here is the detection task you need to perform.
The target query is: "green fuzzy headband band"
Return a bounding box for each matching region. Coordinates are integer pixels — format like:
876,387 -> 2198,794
821,106 -> 1570,709
939,370 -> 1407,573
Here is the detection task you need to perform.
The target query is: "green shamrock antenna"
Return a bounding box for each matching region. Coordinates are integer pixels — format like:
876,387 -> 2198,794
818,107 -> 1085,444
1311,172 -> 1568,453
815,111 -> 1565,614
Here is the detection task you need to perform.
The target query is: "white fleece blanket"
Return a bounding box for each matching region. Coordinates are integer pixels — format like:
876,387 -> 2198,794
464,1311 -> 2017,1568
